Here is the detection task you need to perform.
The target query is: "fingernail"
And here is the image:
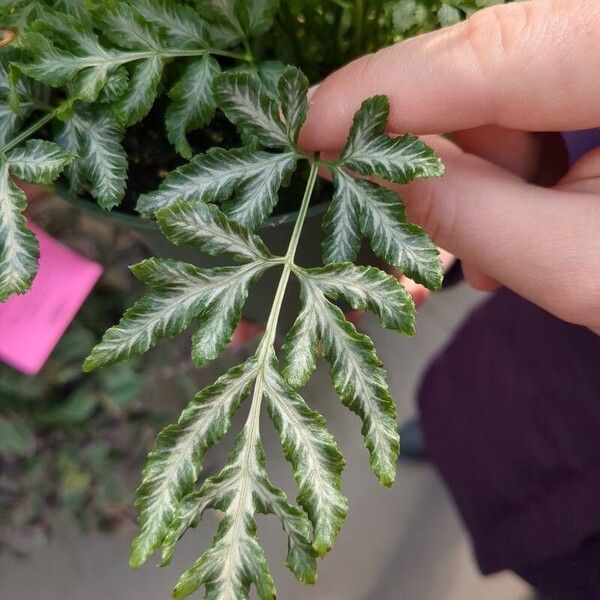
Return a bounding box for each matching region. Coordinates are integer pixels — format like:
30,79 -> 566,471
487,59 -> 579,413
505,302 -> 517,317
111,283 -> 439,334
307,84 -> 320,102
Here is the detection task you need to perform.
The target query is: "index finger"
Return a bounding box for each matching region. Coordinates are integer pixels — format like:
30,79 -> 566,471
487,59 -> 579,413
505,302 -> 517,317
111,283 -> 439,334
301,0 -> 600,152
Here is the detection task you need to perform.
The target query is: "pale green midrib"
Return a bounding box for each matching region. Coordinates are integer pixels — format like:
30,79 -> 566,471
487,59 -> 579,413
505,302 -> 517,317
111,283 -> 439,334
112,262 -> 267,349
214,159 -> 319,594
66,46 -> 246,69
145,365 -> 257,535
0,110 -> 56,155
0,162 -> 20,268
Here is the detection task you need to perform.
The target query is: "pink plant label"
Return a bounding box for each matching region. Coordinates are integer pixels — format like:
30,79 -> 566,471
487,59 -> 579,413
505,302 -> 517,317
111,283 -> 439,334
0,225 -> 102,375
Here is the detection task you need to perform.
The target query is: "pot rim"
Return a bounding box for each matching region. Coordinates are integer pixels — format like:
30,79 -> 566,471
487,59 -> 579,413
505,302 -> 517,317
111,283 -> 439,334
58,185 -> 328,232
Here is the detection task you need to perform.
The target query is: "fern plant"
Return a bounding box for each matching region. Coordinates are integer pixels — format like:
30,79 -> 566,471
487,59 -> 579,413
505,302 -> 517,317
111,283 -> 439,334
81,67 -> 444,598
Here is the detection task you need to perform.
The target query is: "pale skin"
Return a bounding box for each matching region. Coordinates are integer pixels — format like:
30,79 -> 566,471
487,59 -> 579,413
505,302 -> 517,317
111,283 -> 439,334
300,0 -> 600,334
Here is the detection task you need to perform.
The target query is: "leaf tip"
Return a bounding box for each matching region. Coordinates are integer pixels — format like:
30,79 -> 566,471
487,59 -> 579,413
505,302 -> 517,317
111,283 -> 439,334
378,470 -> 397,488
81,355 -> 98,373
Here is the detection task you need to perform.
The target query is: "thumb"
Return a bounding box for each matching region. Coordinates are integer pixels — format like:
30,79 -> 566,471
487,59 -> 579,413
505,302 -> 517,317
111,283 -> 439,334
301,0 -> 600,152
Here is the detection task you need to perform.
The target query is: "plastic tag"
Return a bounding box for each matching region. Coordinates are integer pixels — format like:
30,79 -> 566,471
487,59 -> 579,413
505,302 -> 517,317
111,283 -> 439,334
0,225 -> 102,375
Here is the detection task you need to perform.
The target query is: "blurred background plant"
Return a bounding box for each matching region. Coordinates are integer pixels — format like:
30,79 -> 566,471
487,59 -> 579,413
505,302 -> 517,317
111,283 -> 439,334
0,199 -> 204,557
0,0 -> 507,82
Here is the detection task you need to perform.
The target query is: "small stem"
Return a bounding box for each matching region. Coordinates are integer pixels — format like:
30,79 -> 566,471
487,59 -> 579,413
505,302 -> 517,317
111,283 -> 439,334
285,160 -> 319,262
353,0 -> 365,52
241,39 -> 254,63
244,158 -> 319,441
93,47 -> 250,68
1,110 -> 55,155
262,158 -> 319,351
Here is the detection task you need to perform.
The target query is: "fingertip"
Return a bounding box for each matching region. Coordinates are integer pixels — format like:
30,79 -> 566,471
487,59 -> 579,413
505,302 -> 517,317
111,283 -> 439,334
299,61 -> 368,152
299,84 -> 344,152
461,262 -> 501,292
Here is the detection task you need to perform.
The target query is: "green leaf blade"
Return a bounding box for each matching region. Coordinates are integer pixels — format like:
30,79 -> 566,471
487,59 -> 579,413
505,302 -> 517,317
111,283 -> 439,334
254,469 -> 317,584
172,428 -> 277,600
263,351 -> 347,556
0,103 -> 23,147
301,263 -> 416,335
321,170 -> 362,265
281,295 -> 319,389
290,280 -> 400,487
100,3 -> 164,51
83,259 -> 267,371
114,56 -> 164,126
190,263 -> 269,366
340,95 -> 444,184
0,141 -> 72,301
277,66 -> 309,146
59,111 -> 128,209
7,139 -> 75,185
16,32 -> 88,88
213,72 -> 289,149
138,148 -> 296,229
332,170 -> 442,289
156,200 -> 272,262
130,359 -> 258,569
0,171 -> 38,301
241,0 -> 280,37
133,0 -> 209,48
166,56 -> 221,159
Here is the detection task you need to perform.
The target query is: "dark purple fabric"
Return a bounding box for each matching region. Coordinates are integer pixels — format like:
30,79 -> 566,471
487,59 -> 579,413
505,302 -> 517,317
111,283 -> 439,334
515,534 -> 600,600
418,289 -> 600,576
416,129 -> 600,597
562,129 -> 600,165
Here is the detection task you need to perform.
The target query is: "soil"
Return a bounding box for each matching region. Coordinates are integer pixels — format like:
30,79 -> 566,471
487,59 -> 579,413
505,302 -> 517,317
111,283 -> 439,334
77,101 -> 332,219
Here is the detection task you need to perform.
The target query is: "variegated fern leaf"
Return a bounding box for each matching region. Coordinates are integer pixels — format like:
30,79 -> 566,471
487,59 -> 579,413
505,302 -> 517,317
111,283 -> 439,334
84,65 -> 444,599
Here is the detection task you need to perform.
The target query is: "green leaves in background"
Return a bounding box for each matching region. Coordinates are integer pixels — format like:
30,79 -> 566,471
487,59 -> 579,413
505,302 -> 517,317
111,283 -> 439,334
0,140 -> 73,301
0,286 -> 151,551
84,66 -> 444,599
166,56 -> 221,159
56,109 -> 127,209
391,0 -> 504,36
0,417 -> 36,457
197,0 -> 281,46
13,0 -> 282,140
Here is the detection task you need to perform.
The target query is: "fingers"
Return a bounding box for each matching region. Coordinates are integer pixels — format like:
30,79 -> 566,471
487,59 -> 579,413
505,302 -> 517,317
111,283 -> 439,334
451,126 -> 541,181
386,137 -> 600,328
301,0 -> 600,152
451,127 -> 540,293
557,147 -> 600,193
460,262 -> 501,292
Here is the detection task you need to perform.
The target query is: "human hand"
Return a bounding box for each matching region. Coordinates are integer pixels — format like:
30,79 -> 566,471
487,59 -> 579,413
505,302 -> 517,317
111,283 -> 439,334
301,0 -> 600,332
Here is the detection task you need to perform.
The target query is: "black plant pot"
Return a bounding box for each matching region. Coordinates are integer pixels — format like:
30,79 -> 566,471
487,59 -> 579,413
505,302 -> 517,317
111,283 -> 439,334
61,192 -> 328,330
